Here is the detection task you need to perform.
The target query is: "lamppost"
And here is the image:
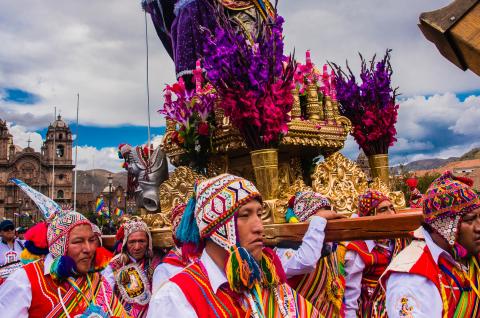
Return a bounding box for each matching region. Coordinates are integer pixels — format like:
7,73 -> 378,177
107,173 -> 113,217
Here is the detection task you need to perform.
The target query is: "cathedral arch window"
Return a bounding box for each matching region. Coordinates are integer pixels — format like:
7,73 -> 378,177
56,144 -> 64,158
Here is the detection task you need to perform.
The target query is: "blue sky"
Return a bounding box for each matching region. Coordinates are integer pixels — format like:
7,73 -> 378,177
1,0 -> 479,171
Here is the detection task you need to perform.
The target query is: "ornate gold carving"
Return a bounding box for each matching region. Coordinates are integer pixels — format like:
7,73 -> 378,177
369,178 -> 406,209
306,83 -> 322,120
368,154 -> 390,187
250,149 -> 279,200
324,96 -> 335,120
158,166 -> 206,216
207,154 -> 229,177
311,152 -> 369,214
291,88 -> 302,119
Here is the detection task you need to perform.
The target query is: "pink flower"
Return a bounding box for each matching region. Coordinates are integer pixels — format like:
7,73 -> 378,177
197,122 -> 209,136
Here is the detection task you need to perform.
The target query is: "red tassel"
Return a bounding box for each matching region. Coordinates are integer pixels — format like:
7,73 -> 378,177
455,176 -> 474,187
94,247 -> 113,271
287,195 -> 296,209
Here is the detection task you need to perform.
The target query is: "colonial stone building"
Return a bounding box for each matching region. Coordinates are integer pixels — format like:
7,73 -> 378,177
0,116 -> 74,224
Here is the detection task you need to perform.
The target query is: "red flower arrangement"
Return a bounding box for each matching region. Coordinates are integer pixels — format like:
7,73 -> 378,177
330,49 -> 399,156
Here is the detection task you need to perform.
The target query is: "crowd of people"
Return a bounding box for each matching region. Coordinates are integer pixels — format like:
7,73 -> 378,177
0,171 -> 478,317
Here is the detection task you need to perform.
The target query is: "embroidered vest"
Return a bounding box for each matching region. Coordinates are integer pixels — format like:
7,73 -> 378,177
110,255 -> 161,318
170,262 -> 248,318
381,240 -> 480,318
346,239 -> 407,318
347,241 -> 392,297
23,259 -> 129,318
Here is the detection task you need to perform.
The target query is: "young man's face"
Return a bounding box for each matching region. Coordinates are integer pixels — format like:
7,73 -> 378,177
1,226 -> 15,241
126,231 -> 148,261
375,200 -> 395,215
236,200 -> 264,262
67,224 -> 98,274
457,208 -> 480,257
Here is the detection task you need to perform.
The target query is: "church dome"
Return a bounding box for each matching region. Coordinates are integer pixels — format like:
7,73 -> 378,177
51,115 -> 68,128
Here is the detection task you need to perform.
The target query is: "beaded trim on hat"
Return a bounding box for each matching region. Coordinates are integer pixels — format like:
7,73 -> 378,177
430,215 -> 461,246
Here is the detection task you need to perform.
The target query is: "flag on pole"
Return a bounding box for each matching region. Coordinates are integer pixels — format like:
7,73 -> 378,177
114,207 -> 124,217
102,206 -> 110,218
95,198 -> 104,213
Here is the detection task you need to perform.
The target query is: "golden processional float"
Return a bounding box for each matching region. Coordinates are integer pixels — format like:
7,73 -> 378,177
114,1 -> 423,251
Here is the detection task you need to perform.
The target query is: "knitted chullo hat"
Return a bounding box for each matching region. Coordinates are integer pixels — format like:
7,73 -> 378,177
171,203 -> 187,244
285,191 -> 331,223
423,171 -> 480,251
176,173 -> 285,294
121,220 -> 153,259
358,189 -> 390,217
47,211 -> 92,258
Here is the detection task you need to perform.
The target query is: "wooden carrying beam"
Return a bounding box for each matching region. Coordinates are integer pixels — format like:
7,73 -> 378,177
419,0 -> 480,76
264,210 -> 424,245
102,210 -> 424,250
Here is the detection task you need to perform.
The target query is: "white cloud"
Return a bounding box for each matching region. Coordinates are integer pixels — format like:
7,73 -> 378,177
1,0 -> 479,132
75,146 -> 123,172
340,135 -> 360,160
450,96 -> 480,135
6,123 -> 43,151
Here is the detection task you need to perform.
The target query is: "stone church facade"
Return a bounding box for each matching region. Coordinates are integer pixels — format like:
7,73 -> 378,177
0,116 -> 74,223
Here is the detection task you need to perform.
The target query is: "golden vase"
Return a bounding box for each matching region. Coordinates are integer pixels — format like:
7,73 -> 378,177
250,149 -> 279,200
368,154 -> 390,187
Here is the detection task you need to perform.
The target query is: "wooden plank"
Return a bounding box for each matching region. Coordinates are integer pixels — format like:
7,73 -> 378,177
450,3 -> 480,76
264,210 -> 423,245
418,0 -> 480,75
102,209 -> 424,249
102,235 -> 115,251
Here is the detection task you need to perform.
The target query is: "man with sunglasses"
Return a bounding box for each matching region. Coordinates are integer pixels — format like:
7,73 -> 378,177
343,189 -> 404,318
0,220 -> 24,266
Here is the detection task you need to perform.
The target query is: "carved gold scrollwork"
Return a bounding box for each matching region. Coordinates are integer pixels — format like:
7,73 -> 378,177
312,152 -> 369,214
311,153 -> 406,215
369,178 -> 406,209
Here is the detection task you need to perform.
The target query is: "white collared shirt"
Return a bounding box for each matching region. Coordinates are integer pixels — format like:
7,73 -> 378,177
151,262 -> 183,294
147,250 -> 228,318
275,216 -> 327,278
0,254 -> 54,318
385,228 -> 453,317
0,239 -> 24,266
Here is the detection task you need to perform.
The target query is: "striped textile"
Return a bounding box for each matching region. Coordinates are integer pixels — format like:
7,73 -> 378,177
347,239 -> 407,318
288,246 -> 346,318
261,283 -> 322,318
23,259 -> 130,318
171,262 -> 247,318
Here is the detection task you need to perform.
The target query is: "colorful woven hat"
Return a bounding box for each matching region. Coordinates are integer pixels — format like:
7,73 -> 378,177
47,211 -> 92,258
175,174 -> 287,295
194,173 -> 261,250
358,189 -> 390,217
121,220 -> 153,258
285,191 -> 331,223
171,203 -> 187,243
423,171 -> 480,247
